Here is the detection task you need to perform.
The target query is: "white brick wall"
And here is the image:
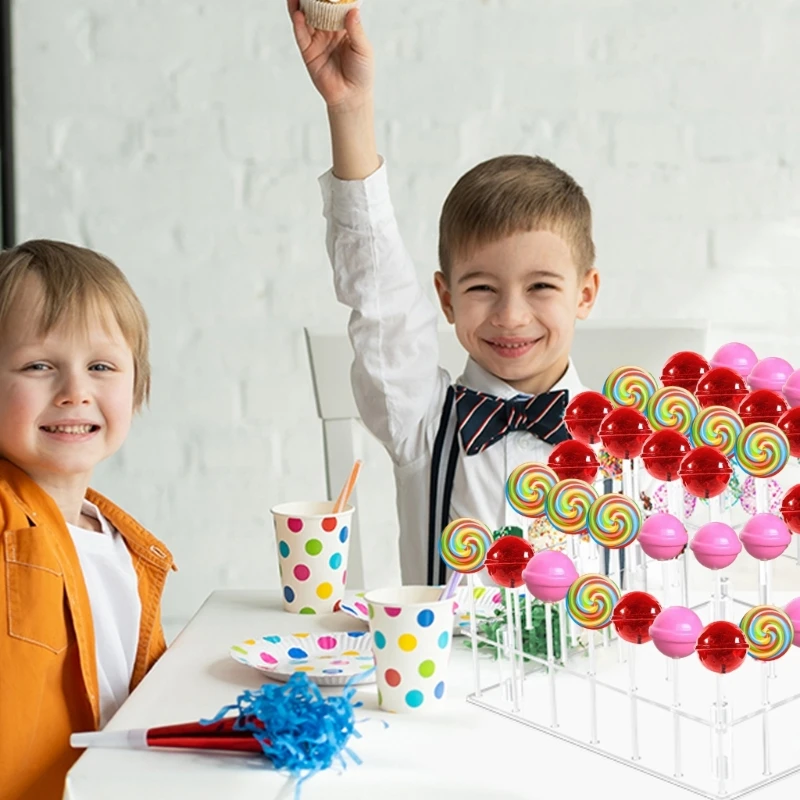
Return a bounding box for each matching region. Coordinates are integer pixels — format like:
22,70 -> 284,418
14,0 -> 800,627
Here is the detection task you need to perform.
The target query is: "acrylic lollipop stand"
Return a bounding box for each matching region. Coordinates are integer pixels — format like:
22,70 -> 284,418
463,525 -> 800,798
460,424 -> 800,799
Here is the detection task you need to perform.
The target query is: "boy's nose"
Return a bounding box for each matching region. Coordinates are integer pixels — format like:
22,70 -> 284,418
492,295 -> 533,329
55,374 -> 92,406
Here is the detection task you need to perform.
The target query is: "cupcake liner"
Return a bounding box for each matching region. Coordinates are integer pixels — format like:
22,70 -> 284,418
300,0 -> 362,32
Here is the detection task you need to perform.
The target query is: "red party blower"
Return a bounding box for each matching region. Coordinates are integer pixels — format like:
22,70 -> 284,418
71,716 -> 266,753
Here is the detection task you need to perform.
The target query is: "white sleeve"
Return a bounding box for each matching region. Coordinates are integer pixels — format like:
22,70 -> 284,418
319,161 -> 449,464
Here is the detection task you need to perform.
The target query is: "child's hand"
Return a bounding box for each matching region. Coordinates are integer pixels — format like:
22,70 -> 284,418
288,0 -> 374,113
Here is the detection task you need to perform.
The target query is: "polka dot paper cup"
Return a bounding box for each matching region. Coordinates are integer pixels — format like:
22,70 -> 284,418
271,501 -> 354,614
364,586 -> 455,713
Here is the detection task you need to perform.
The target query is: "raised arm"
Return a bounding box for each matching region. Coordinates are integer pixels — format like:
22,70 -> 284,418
290,2 -> 447,460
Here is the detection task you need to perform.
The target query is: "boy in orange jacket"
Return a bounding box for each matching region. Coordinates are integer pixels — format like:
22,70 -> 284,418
0,240 -> 175,800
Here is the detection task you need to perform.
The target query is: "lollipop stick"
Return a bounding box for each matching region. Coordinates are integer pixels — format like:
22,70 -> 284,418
513,589 -> 525,699
628,642 -> 640,760
617,549 -> 625,664
545,602 -> 558,728
670,659 -> 682,777
588,631 -> 598,744
761,662 -> 771,776
668,481 -> 690,608
468,574 -> 481,697
661,561 -> 672,607
505,588 -> 520,712
558,601 -> 568,665
755,476 -> 769,515
525,591 -> 532,630
713,676 -> 727,792
632,457 -> 648,591
332,459 -> 362,513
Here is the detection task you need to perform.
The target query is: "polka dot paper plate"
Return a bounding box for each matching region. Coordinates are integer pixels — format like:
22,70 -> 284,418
230,631 -> 375,686
338,587 -> 505,635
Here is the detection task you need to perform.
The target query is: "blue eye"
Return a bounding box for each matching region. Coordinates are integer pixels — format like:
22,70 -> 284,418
89,364 -> 113,372
466,285 -> 494,292
24,363 -> 50,371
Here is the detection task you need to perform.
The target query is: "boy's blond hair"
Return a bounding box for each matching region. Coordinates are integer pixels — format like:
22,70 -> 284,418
438,155 -> 596,279
0,239 -> 150,410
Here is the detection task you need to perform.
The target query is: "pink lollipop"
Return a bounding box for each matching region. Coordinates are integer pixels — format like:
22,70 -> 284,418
522,551 -> 578,603
650,606 -> 704,659
784,369 -> 800,408
785,598 -> 800,646
638,513 -> 688,561
748,357 -> 793,393
740,513 -> 791,561
710,342 -> 758,378
689,522 -> 742,570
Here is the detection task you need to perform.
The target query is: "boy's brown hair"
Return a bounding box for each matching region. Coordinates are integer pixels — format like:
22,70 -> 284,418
438,155 -> 596,278
0,239 -> 151,410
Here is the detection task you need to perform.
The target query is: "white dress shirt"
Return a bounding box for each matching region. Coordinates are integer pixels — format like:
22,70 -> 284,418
320,161 -> 588,585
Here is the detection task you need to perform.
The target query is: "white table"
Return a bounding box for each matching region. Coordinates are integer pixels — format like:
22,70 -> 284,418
65,590 -> 800,800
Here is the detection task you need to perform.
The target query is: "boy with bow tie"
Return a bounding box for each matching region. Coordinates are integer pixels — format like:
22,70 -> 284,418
290,4 -> 600,585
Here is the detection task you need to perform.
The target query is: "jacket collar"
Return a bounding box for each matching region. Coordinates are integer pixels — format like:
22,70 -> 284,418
0,459 -> 175,571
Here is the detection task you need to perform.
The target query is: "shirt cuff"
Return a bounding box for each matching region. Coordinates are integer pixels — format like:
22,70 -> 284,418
318,157 -> 395,227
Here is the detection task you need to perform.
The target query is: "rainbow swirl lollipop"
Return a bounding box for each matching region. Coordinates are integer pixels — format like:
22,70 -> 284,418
740,606 -> 794,661
691,405 -> 743,457
735,423 -> 789,478
587,494 -> 642,549
506,463 -> 558,518
439,518 -> 493,573
566,574 -> 621,630
646,386 -> 699,435
603,366 -> 658,412
544,479 -> 598,535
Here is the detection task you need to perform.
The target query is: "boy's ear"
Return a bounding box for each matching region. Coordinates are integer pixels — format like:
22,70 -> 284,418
434,271 -> 455,324
576,268 -> 600,321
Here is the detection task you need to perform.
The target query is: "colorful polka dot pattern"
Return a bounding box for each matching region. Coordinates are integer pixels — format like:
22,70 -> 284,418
340,587 -> 510,636
230,631 -> 375,686
273,507 -> 353,614
368,598 -> 455,712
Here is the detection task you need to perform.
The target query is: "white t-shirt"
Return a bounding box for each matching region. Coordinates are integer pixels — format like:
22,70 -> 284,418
67,500 -> 141,728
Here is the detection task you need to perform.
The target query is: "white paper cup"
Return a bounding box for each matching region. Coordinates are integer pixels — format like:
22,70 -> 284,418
271,501 -> 354,614
364,586 -> 455,713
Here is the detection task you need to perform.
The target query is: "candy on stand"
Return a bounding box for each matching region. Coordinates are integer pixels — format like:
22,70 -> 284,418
451,346 -> 800,799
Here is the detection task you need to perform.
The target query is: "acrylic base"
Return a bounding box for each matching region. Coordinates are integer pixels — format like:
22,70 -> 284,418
465,564 -> 800,799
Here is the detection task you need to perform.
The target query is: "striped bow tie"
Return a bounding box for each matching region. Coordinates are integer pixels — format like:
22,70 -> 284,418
455,385 -> 570,456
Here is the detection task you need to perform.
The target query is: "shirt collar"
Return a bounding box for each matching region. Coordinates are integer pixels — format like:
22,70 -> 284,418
458,356 -> 585,399
79,498 -> 115,535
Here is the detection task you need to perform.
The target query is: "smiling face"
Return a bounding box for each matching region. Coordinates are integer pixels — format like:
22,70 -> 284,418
0,276 -> 135,490
434,229 -> 599,395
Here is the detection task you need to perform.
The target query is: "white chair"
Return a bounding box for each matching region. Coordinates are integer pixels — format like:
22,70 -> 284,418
305,321 -> 710,589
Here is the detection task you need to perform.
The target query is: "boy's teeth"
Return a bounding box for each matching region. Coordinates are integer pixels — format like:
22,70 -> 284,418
43,425 -> 95,434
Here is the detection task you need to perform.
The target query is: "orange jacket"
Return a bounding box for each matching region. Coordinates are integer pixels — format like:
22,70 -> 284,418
0,459 -> 176,800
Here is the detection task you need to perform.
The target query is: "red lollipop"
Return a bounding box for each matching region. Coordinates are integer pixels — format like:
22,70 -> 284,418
777,408 -> 800,458
598,407 -> 652,460
547,440 -> 599,483
678,445 -> 732,499
565,391 -> 613,445
696,620 -> 748,674
661,351 -> 709,392
641,430 -> 691,482
611,591 -> 662,644
695,367 -> 748,411
486,536 -> 534,589
781,484 -> 800,535
738,389 -> 788,426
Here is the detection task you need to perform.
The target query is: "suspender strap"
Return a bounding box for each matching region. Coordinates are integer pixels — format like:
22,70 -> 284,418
428,386 -> 460,586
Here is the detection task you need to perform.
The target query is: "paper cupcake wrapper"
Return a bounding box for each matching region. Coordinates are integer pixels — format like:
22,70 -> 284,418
300,0 -> 362,31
